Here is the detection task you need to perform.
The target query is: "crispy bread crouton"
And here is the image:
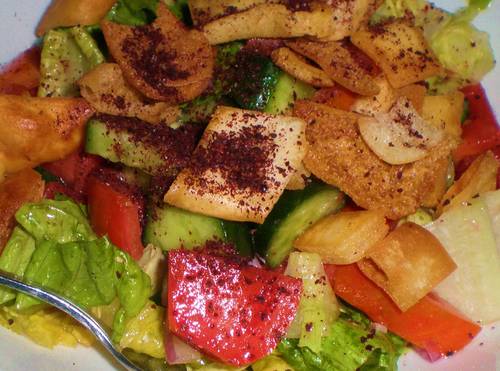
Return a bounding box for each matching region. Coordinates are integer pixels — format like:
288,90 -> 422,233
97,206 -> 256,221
102,4 -> 214,103
295,100 -> 456,219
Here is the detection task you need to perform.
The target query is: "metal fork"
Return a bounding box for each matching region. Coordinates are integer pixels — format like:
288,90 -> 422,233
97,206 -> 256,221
0,271 -> 141,371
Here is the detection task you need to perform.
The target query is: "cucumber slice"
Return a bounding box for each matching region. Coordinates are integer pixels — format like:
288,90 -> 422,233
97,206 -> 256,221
254,183 -> 344,267
86,118 -> 163,174
85,116 -> 197,175
226,51 -> 281,111
144,205 -> 253,256
265,72 -> 316,115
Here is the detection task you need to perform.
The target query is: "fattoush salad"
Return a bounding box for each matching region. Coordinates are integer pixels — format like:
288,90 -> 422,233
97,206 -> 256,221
0,0 -> 499,370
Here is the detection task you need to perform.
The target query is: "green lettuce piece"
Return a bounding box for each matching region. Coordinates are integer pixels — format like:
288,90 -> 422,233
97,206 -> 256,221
277,306 -> 407,371
15,199 -> 95,243
0,228 -> 36,305
252,355 -> 293,371
426,0 -> 495,89
11,237 -> 151,339
107,0 -> 159,25
371,0 -> 426,23
38,27 -> 104,97
119,301 -> 165,358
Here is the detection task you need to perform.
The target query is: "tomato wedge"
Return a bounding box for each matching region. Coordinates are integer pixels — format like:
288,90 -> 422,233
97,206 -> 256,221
167,250 -> 302,366
87,172 -> 144,260
454,84 -> 500,162
325,264 -> 480,356
42,150 -> 102,195
0,46 -> 40,96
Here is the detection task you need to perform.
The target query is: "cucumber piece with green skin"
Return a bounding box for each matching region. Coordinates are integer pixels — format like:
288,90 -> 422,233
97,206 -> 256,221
144,205 -> 253,256
254,183 -> 344,268
85,115 -> 198,176
38,28 -> 104,97
86,119 -> 164,174
226,51 -> 282,111
264,72 -> 316,115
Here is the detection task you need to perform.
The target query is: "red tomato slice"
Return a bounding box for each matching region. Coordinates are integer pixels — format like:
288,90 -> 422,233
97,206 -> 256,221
454,84 -> 500,162
42,150 -> 102,195
167,250 -> 302,366
87,173 -> 144,260
325,264 -> 480,356
0,46 -> 40,96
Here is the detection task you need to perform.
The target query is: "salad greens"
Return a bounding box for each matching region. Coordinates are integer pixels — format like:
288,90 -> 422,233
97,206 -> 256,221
38,27 -> 104,97
278,306 -> 407,371
107,0 -> 159,26
0,199 -> 151,341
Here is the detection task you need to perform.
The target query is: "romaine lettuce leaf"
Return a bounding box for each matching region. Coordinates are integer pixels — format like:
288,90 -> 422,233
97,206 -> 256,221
106,0 -> 159,25
3,198 -> 152,341
15,199 -> 95,243
13,237 -> 152,335
120,301 -> 165,358
0,227 -> 36,305
277,305 -> 406,371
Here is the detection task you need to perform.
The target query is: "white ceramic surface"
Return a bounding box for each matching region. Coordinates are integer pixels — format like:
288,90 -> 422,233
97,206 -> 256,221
0,1 -> 498,370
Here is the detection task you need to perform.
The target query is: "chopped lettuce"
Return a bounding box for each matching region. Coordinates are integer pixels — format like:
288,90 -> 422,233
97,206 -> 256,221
120,301 -> 165,358
38,27 -> 104,97
15,199 -> 95,243
2,199 -> 152,341
371,0 -> 427,22
252,355 -> 293,371
427,1 -> 495,90
284,252 -> 339,353
277,305 -> 406,371
0,306 -> 94,348
0,228 -> 36,305
107,0 -> 159,25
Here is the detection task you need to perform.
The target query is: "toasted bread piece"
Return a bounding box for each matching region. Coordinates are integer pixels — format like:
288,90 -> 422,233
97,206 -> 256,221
102,4 -> 214,103
165,106 -> 306,223
189,0 -> 280,26
271,47 -> 334,88
286,39 -> 380,96
295,100 -> 456,219
295,210 -> 389,264
79,63 -> 180,125
0,94 -> 93,175
422,91 -> 464,138
352,22 -> 443,88
202,4 -> 337,44
358,222 -> 456,311
36,0 -> 115,36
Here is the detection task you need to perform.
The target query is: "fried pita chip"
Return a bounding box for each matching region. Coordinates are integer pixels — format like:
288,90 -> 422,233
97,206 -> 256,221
358,222 -> 456,311
36,0 -> 116,36
271,47 -> 334,88
102,4 -> 214,103
0,94 -> 93,175
286,39 -> 380,96
352,22 -> 443,88
79,63 -> 180,124
295,100 -> 457,219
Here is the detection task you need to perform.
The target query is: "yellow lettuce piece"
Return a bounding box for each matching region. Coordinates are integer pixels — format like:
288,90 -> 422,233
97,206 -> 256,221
119,301 -> 165,359
0,306 -> 93,348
